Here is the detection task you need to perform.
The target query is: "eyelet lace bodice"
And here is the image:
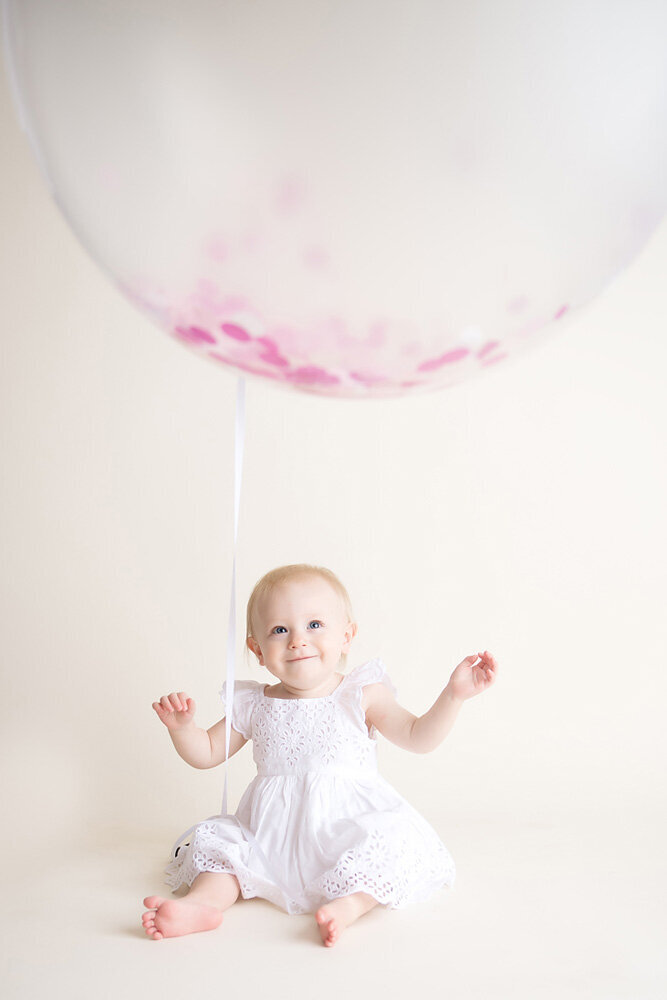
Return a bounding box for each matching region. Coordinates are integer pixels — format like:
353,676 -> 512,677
232,667 -> 386,777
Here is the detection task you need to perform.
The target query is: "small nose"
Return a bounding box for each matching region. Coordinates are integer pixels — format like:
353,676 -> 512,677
288,630 -> 307,648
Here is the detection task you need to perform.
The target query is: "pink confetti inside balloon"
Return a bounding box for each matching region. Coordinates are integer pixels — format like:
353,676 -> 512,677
4,0 -> 667,397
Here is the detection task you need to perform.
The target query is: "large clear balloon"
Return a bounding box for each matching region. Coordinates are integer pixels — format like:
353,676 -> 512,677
3,0 -> 666,397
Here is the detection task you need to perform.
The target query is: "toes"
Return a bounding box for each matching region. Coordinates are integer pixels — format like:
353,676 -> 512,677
143,895 -> 166,909
142,918 -> 162,940
315,906 -> 342,947
141,896 -> 163,938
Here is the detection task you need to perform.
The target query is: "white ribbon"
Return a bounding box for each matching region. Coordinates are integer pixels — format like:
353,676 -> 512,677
170,375 -> 245,859
221,376 -> 245,815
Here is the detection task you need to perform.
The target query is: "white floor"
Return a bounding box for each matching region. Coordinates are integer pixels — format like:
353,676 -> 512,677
4,805 -> 665,1000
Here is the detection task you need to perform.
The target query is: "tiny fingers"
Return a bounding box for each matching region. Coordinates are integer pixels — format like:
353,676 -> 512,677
157,694 -> 179,713
167,692 -> 187,712
153,692 -> 193,715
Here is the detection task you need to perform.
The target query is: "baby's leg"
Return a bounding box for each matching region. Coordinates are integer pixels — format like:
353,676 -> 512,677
142,871 -> 241,940
315,891 -> 380,947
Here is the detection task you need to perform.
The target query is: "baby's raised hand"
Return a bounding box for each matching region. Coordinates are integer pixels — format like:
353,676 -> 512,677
152,691 -> 196,730
446,651 -> 498,701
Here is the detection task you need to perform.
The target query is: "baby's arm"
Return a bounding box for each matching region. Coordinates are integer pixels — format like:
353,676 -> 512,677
152,691 -> 248,769
364,652 -> 498,754
411,651 -> 498,752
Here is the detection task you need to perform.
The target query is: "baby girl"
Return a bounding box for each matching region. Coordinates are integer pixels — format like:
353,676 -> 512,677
142,563 -> 497,946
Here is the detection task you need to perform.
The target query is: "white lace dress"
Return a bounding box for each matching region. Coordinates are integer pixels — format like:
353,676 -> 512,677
163,657 -> 456,914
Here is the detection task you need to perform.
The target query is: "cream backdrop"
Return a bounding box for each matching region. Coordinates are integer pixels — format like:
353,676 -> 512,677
1,54 -> 666,1000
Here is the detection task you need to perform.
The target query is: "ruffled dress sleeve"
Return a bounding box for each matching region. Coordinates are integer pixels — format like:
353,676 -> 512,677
218,679 -> 262,740
342,657 -> 398,739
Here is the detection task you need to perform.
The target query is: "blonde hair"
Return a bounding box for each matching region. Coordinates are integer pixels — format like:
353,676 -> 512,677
246,564 -> 355,669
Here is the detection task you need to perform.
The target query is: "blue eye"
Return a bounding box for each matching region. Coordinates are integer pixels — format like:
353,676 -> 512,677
271,621 -> 322,634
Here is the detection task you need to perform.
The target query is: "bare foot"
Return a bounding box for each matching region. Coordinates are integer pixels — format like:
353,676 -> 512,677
142,895 -> 224,940
315,898 -> 354,948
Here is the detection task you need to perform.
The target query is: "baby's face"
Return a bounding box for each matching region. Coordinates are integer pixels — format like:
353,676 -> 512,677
247,575 -> 356,693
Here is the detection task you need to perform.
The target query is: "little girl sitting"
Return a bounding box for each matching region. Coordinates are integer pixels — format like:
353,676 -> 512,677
142,563 -> 498,946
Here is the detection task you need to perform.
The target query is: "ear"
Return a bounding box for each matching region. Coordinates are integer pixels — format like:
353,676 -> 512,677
246,636 -> 264,665
342,621 -> 358,653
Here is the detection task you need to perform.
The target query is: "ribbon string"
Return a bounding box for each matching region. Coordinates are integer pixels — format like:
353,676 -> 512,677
222,376 -> 246,815
170,376 -> 245,860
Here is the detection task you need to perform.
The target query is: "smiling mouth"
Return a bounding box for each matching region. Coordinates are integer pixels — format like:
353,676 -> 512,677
287,656 -> 315,662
